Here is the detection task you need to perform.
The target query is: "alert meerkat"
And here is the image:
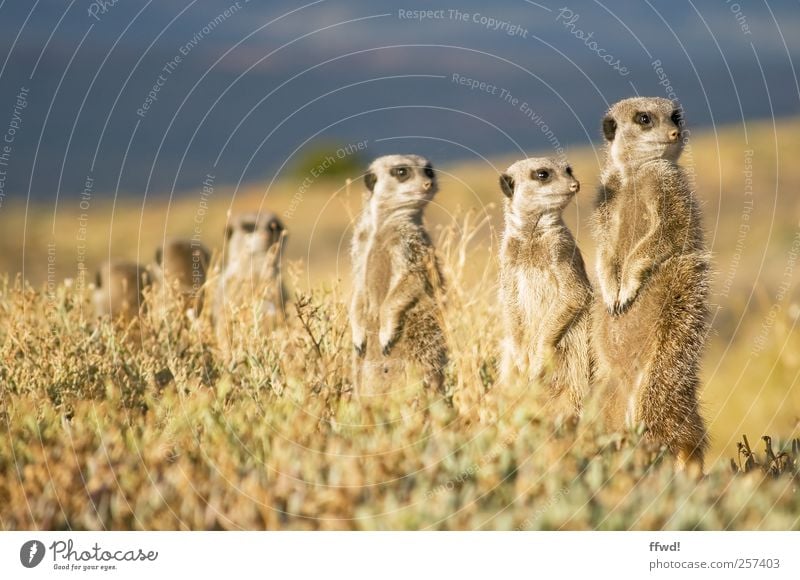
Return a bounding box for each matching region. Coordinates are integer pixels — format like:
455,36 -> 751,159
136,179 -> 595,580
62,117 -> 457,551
214,211 -> 287,348
498,157 -> 593,415
592,96 -> 709,471
350,154 -> 448,397
152,238 -> 210,317
92,261 -> 151,323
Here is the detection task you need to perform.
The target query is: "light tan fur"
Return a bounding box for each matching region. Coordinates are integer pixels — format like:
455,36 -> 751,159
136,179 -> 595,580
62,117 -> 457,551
214,211 -> 287,349
152,238 -> 210,318
592,97 -> 709,472
498,157 -> 593,415
350,154 -> 448,398
92,261 -> 151,323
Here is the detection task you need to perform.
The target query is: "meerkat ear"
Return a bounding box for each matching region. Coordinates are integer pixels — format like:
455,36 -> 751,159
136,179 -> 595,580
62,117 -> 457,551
602,116 -> 617,141
499,173 -> 515,198
364,171 -> 377,193
155,247 -> 163,265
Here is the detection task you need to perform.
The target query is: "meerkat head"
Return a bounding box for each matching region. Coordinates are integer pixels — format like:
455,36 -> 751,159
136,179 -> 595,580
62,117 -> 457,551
500,157 -> 580,220
155,238 -> 210,291
363,154 -> 438,213
225,211 -> 286,260
93,261 -> 151,319
602,97 -> 684,169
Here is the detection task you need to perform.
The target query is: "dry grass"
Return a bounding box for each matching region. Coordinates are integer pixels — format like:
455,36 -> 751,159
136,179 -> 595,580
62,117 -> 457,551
0,117 -> 799,530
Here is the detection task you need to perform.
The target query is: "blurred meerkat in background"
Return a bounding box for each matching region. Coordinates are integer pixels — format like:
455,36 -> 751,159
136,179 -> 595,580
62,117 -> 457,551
214,211 -> 287,350
592,97 -> 709,472
350,154 -> 448,398
498,157 -> 593,416
92,261 -> 151,324
151,238 -> 210,319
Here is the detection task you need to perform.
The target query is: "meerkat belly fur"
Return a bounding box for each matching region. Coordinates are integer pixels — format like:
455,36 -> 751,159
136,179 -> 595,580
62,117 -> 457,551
350,154 -> 448,397
214,211 -> 287,349
592,96 -> 710,471
498,158 -> 593,414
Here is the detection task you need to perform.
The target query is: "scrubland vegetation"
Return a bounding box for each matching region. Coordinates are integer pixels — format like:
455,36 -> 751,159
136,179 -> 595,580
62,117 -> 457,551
0,117 -> 798,529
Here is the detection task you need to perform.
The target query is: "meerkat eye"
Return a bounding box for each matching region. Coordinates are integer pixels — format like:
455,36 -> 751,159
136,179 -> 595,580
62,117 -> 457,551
533,169 -> 550,181
635,112 -> 652,126
424,164 -> 435,179
390,165 -> 411,182
670,109 -> 683,127
565,166 -> 573,177
241,222 -> 257,233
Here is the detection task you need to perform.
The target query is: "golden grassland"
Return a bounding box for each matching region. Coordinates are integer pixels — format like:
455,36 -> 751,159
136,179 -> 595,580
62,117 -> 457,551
0,116 -> 798,530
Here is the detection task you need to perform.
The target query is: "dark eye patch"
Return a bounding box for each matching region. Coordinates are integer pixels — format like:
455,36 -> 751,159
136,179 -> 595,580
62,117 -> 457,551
670,109 -> 683,127
424,163 -> 435,179
240,221 -> 257,233
389,165 -> 411,182
635,112 -> 652,126
532,168 -> 551,181
566,166 -> 573,177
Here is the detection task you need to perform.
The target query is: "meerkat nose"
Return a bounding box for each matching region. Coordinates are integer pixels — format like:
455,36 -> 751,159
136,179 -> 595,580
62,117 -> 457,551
570,181 -> 580,193
668,128 -> 680,142
423,181 -> 433,190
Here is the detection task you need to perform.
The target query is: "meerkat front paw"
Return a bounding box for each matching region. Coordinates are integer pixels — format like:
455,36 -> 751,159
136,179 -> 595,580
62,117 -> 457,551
379,323 -> 398,356
599,278 -> 620,315
352,323 -> 367,357
615,278 -> 640,315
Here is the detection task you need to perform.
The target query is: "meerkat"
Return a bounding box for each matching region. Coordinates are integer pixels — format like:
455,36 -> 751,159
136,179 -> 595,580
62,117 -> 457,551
152,238 -> 210,317
214,211 -> 287,348
592,96 -> 709,471
92,261 -> 151,323
498,157 -> 593,415
350,154 -> 448,397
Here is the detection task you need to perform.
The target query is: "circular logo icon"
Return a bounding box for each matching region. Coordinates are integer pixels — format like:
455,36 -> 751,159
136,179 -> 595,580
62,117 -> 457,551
20,540 -> 46,568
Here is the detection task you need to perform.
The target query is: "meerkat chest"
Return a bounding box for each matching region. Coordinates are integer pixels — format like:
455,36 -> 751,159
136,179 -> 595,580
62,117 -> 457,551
609,182 -> 655,255
363,233 -> 394,306
522,263 -> 558,308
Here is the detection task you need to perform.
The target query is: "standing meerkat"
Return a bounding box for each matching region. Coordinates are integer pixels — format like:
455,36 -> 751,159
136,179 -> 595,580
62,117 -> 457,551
92,261 -> 151,323
214,211 -> 287,348
350,154 -> 447,397
498,157 -> 593,415
152,238 -> 210,317
592,97 -> 709,471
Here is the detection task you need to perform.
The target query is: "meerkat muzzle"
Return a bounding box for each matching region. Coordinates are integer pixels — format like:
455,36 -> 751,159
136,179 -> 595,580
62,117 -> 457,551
667,128 -> 680,142
570,181 -> 580,193
423,181 -> 433,190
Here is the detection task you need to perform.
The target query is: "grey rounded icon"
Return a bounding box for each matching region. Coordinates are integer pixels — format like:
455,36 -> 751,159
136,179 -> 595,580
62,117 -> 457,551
20,540 -> 46,568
